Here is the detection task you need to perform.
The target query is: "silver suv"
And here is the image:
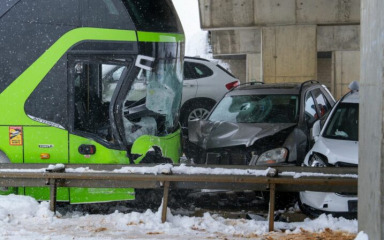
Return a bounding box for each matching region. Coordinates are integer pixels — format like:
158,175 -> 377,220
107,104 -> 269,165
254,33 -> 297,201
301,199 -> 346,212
180,57 -> 239,127
187,81 -> 336,165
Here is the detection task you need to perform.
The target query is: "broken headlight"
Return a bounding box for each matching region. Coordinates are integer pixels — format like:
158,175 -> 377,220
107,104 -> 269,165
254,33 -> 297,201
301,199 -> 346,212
256,148 -> 288,165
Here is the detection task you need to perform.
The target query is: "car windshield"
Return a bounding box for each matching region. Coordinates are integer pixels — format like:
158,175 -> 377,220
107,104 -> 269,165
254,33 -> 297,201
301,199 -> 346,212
209,94 -> 299,123
323,102 -> 358,141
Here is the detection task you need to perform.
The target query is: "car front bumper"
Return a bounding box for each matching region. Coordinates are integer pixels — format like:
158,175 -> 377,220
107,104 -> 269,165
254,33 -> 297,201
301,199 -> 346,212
299,191 -> 357,215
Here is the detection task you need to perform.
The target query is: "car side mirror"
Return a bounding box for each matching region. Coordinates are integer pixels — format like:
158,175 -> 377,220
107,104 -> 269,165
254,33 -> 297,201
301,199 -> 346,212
311,120 -> 321,142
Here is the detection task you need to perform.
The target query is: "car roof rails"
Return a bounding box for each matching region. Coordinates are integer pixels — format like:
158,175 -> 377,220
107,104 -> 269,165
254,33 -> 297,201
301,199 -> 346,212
236,81 -> 264,88
227,81 -> 264,92
184,56 -> 210,62
299,80 -> 320,93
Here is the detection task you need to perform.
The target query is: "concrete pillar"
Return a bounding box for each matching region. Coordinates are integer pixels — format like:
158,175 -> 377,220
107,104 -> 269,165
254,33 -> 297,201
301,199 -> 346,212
358,0 -> 384,238
262,25 -> 317,83
246,53 -> 262,82
333,51 -> 360,99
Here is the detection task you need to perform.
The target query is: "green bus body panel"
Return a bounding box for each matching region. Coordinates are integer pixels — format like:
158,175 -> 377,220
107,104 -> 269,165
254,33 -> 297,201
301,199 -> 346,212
0,28 -> 137,126
69,134 -> 128,164
70,188 -> 135,204
25,187 -> 69,202
21,187 -> 134,203
137,31 -> 185,42
0,28 -> 184,203
0,127 -> 23,163
24,127 -> 68,163
132,129 -> 182,164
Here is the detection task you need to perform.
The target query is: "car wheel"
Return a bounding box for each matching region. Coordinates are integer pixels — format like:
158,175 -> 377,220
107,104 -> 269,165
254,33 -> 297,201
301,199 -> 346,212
188,107 -> 210,122
181,101 -> 215,128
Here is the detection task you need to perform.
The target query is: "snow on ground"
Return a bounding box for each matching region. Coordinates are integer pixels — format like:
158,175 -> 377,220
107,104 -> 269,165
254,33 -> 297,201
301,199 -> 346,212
0,194 -> 359,240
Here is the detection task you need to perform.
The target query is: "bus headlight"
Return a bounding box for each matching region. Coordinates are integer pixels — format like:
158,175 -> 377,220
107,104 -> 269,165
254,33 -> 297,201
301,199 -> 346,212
256,148 -> 288,165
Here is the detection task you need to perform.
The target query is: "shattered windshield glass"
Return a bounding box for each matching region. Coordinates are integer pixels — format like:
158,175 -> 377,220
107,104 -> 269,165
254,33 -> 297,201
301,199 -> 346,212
323,103 -> 358,141
209,95 -> 299,123
122,58 -> 183,144
101,65 -> 125,103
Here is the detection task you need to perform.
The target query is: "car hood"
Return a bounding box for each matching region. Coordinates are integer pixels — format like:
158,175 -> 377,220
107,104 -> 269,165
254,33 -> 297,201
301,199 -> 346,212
309,137 -> 358,165
188,120 -> 296,149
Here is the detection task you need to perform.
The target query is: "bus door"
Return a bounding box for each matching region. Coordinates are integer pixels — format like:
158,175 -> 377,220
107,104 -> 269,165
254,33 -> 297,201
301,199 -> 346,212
67,56 -> 135,203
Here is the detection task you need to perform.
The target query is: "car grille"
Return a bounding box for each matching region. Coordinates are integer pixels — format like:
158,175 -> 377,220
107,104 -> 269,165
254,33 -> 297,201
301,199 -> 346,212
206,146 -> 251,165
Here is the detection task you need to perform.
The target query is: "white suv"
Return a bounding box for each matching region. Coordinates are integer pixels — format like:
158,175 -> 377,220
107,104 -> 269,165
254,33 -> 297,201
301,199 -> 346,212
299,86 -> 359,219
180,57 -> 239,127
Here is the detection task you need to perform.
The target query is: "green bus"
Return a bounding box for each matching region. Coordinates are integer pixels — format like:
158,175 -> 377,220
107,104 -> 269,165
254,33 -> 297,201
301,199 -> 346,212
0,0 -> 184,203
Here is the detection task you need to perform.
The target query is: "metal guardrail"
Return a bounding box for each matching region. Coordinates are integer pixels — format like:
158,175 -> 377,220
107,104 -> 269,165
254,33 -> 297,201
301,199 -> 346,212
0,164 -> 358,231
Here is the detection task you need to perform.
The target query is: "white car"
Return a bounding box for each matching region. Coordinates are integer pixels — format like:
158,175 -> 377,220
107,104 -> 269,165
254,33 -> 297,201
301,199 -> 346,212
299,88 -> 359,219
180,57 -> 239,127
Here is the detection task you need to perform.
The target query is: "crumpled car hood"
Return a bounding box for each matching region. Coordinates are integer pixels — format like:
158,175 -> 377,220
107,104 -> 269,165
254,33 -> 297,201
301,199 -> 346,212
188,120 -> 297,149
309,137 -> 358,165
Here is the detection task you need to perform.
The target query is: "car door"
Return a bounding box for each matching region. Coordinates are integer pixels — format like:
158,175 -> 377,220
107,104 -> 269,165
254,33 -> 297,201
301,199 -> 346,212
311,88 -> 334,119
181,61 -> 198,105
187,61 -> 215,99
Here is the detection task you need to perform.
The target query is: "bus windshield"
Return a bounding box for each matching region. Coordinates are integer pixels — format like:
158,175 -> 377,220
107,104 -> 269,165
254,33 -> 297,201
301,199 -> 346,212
122,58 -> 183,144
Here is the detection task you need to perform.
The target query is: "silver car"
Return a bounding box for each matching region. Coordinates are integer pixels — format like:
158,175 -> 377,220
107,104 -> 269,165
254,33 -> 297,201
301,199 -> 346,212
180,57 -> 239,127
299,88 -> 359,219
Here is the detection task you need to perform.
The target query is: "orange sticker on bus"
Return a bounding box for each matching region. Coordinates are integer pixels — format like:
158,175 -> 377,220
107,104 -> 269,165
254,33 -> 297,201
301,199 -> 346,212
9,126 -> 23,146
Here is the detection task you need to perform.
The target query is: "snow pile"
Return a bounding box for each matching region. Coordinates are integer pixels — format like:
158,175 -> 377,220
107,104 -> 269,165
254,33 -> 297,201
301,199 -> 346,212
0,194 -> 358,240
355,231 -> 369,240
111,164 -> 272,176
281,171 -> 358,179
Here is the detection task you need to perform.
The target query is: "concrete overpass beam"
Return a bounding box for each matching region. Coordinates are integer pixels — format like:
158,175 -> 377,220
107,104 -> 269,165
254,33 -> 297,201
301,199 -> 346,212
199,0 -> 360,29
262,25 -> 317,83
317,25 -> 360,52
211,29 -> 261,56
296,0 -> 360,24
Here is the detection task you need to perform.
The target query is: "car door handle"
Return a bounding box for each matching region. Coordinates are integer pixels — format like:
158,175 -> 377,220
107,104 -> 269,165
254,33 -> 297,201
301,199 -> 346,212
183,83 -> 195,87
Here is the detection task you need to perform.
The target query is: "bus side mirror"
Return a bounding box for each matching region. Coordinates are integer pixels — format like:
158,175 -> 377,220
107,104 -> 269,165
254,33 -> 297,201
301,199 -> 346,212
311,120 -> 321,142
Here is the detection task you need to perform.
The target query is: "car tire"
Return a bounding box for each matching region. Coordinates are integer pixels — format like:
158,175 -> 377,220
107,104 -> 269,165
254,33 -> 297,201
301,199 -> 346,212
180,101 -> 215,128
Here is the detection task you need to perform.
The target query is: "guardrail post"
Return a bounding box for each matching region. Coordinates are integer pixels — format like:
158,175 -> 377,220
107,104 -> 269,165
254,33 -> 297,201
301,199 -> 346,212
46,165 -> 65,214
268,183 -> 276,232
49,179 -> 57,214
161,181 -> 170,223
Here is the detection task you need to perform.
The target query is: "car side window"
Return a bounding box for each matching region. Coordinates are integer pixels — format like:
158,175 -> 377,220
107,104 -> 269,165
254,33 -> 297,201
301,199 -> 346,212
183,61 -> 195,80
312,88 -> 332,118
184,61 -> 213,80
304,92 -> 318,127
